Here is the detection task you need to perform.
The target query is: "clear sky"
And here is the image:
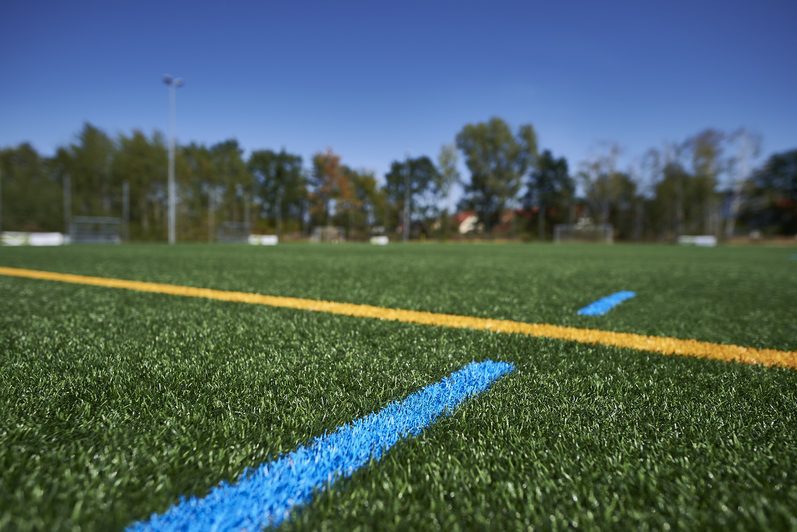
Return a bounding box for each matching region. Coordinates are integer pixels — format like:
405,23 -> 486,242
1,0 -> 795,179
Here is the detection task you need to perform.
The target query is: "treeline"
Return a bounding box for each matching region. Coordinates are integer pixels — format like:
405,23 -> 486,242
0,118 -> 794,240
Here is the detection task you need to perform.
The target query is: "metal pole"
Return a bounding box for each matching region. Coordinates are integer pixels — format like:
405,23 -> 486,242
167,82 -> 176,244
208,188 -> 215,243
244,191 -> 251,232
403,156 -> 410,242
63,173 -> 71,238
276,186 -> 284,237
164,74 -> 183,244
122,180 -> 130,241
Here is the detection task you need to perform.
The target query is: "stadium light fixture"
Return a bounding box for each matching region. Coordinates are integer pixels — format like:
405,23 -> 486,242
163,74 -> 184,244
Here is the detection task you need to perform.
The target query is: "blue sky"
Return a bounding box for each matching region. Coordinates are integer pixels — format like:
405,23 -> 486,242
1,0 -> 795,180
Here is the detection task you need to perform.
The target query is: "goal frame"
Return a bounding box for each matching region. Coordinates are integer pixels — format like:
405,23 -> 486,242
69,216 -> 122,244
553,223 -> 614,244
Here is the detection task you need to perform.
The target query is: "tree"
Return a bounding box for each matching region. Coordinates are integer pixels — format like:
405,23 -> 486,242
436,144 -> 460,200
683,129 -> 725,235
384,156 -> 441,239
310,150 -> 345,227
579,144 -> 643,239
112,130 -> 167,240
180,142 -> 215,240
344,168 -> 386,237
578,143 -> 622,225
63,123 -> 117,217
652,157 -> 691,238
633,148 -> 663,240
742,149 -> 797,235
525,150 -> 573,239
456,117 -> 537,232
210,140 -> 250,229
248,149 -> 306,236
0,144 -> 61,231
333,164 -> 359,239
724,129 -> 761,238
436,144 -> 460,237
51,146 -> 73,232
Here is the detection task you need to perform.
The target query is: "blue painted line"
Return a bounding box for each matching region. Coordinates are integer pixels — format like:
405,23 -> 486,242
577,291 -> 636,316
127,360 -> 514,531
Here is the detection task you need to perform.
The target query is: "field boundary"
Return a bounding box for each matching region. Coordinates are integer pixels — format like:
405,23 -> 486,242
1,265 -> 795,369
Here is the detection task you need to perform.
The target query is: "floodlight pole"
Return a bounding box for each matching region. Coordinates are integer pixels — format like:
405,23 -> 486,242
164,74 -> 184,244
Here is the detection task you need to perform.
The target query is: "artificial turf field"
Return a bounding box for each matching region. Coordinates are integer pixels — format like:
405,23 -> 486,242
0,243 -> 796,530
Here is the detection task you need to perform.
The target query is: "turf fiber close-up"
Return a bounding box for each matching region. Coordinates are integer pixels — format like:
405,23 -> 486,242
0,243 -> 796,530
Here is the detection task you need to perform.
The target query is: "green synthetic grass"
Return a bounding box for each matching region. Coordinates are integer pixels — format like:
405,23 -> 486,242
0,243 -> 794,349
0,243 -> 796,530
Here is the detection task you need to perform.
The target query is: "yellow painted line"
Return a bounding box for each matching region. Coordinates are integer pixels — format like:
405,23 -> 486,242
1,265 -> 795,369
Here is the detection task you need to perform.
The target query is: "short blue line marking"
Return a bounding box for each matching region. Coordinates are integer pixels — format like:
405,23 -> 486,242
127,360 -> 514,531
577,290 -> 636,316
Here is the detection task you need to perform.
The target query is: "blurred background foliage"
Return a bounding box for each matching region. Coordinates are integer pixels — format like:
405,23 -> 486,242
0,118 -> 794,241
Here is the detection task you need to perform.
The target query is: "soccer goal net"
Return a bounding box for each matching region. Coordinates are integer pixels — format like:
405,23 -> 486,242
216,222 -> 251,243
310,226 -> 345,243
69,217 -> 122,244
553,222 -> 614,243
